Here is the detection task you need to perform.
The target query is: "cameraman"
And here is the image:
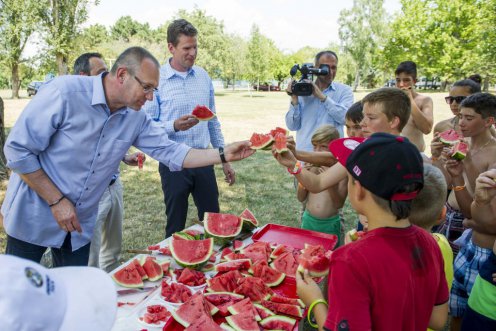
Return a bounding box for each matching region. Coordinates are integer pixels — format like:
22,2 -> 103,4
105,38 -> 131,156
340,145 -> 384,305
285,51 -> 353,152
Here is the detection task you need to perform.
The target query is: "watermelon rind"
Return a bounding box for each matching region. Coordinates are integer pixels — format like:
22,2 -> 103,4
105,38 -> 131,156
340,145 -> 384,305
220,323 -> 236,331
274,132 -> 289,154
192,105 -> 215,121
170,237 -> 214,270
239,208 -> 259,231
451,141 -> 467,161
259,315 -> 297,331
439,129 -> 461,145
215,259 -> 252,273
250,133 -> 275,150
253,303 -> 276,319
270,127 -> 290,138
140,256 -> 164,281
112,264 -> 144,288
173,231 -> 196,240
225,311 -> 260,331
204,212 -> 243,246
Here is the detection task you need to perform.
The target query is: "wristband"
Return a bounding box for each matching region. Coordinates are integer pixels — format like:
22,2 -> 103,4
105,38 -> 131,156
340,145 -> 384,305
48,195 -> 65,207
287,162 -> 302,175
431,156 -> 439,161
452,184 -> 466,192
218,147 -> 227,163
307,298 -> 328,328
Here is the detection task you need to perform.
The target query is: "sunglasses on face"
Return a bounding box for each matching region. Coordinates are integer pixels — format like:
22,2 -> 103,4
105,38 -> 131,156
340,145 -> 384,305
445,96 -> 467,104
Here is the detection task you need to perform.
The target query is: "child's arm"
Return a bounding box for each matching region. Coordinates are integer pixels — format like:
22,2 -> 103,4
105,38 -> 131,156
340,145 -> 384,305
297,182 -> 308,202
468,168 -> 496,234
296,270 -> 327,331
428,302 -> 449,330
287,136 -> 337,167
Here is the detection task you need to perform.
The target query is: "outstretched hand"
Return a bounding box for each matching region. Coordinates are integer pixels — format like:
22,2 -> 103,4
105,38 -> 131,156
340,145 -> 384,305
272,147 -> 298,168
174,115 -> 199,131
123,152 -> 146,167
224,141 -> 256,162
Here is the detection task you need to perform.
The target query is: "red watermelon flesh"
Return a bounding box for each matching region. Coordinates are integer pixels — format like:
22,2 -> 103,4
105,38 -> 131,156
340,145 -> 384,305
261,300 -> 303,319
158,260 -> 171,276
184,229 -> 202,239
297,244 -> 331,277
206,270 -> 243,293
271,251 -> 299,277
439,129 -> 462,145
131,258 -> 148,280
161,281 -> 192,303
184,313 -> 222,331
241,241 -> 271,262
147,244 -> 160,250
239,208 -> 259,230
202,263 -> 215,272
270,127 -> 289,137
224,252 -> 248,261
204,212 -> 243,245
249,133 -> 274,150
220,247 -> 234,261
112,264 -> 144,288
171,293 -> 213,327
251,264 -> 286,287
140,256 -> 163,281
226,310 -> 260,331
227,297 -> 261,321
233,240 -> 245,251
215,259 -> 252,273
192,105 -> 215,121
204,292 -> 244,316
175,268 -> 207,286
248,259 -> 269,274
274,132 -> 289,153
170,237 -> 213,269
254,303 -> 276,319
270,294 -> 305,308
140,304 -> 171,325
259,315 -> 297,331
451,141 -> 468,161
270,244 -> 294,260
234,276 -> 273,302
158,246 -> 172,256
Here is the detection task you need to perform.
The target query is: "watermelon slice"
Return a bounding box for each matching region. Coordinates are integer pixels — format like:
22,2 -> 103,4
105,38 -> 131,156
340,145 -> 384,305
270,127 -> 290,137
297,244 -> 331,277
170,237 -> 214,270
271,251 -> 299,277
348,229 -> 366,242
204,212 -> 243,245
270,244 -> 293,260
215,259 -> 252,272
270,294 -> 305,308
220,323 -> 236,331
439,129 -> 462,145
158,259 -> 171,276
274,132 -> 289,153
140,304 -> 171,325
224,252 -> 249,261
184,314 -> 222,330
184,229 -> 203,239
240,241 -> 271,263
239,208 -> 259,230
250,264 -> 286,287
204,292 -> 245,316
206,270 -> 243,293
161,281 -> 192,303
233,240 -> 245,251
261,300 -> 303,319
173,231 -> 196,240
249,133 -> 274,150
140,256 -> 163,281
131,258 -> 148,280
234,276 -> 273,302
225,310 -> 260,331
227,297 -> 261,321
112,264 -> 144,288
158,246 -> 172,256
253,303 -> 276,319
175,268 -> 207,286
171,293 -> 216,327
259,315 -> 297,331
202,263 -> 215,272
220,247 -> 234,261
451,141 -> 468,161
192,105 -> 215,121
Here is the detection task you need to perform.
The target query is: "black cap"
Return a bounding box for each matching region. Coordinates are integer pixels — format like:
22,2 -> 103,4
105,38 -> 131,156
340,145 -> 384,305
329,133 -> 424,201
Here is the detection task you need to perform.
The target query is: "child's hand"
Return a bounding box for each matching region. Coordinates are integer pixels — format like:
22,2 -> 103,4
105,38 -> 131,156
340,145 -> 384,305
272,147 -> 297,168
296,268 -> 324,307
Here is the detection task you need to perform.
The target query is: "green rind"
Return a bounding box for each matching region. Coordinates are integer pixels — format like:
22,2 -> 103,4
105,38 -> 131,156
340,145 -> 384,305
451,151 -> 466,161
170,237 -> 214,270
215,259 -> 252,272
204,213 -> 243,245
220,323 -> 236,331
253,303 -> 276,317
173,231 -> 196,240
225,312 -> 260,331
297,263 -> 329,277
170,308 -> 191,327
264,271 -> 286,287
259,315 -> 297,330
112,265 -> 144,288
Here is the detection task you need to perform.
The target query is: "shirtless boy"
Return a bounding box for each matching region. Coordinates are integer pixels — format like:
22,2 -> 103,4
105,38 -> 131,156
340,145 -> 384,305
433,93 -> 496,331
395,61 -> 433,152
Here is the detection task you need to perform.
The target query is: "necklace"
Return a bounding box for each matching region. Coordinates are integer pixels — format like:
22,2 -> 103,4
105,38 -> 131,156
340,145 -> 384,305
470,137 -> 495,157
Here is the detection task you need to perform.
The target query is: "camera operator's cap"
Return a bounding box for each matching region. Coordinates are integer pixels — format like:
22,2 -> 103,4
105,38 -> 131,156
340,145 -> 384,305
329,133 -> 424,201
0,254 -> 117,331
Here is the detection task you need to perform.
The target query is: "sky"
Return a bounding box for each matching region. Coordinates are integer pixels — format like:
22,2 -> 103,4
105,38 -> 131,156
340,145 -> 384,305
85,0 -> 402,53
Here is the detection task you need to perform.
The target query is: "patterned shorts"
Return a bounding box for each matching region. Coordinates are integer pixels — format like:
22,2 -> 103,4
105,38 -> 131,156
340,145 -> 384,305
436,202 -> 465,256
450,240 -> 492,317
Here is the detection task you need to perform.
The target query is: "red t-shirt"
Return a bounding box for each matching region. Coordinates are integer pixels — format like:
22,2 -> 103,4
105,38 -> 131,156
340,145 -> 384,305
324,225 -> 449,331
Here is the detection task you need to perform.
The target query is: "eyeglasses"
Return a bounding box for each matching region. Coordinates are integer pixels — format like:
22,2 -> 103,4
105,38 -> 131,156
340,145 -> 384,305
445,96 -> 467,104
134,76 -> 158,94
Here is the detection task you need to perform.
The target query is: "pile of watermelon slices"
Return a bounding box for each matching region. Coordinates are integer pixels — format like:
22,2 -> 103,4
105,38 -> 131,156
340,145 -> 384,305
112,256 -> 170,288
439,129 -> 468,161
249,126 -> 289,153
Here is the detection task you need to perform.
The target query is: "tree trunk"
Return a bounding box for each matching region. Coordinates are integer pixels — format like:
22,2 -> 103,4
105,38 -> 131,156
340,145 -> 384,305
353,68 -> 360,92
483,76 -> 490,92
56,52 -> 68,75
0,97 -> 9,180
10,63 -> 20,99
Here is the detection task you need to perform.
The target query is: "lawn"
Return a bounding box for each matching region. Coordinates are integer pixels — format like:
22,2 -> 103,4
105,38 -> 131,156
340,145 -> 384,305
0,89 -> 454,261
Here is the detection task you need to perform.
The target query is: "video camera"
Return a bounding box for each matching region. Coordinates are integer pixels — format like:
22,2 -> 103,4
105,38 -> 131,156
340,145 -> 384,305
289,63 -> 330,96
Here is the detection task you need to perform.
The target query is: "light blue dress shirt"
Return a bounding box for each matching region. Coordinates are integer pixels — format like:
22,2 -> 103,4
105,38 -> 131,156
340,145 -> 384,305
285,81 -> 354,151
142,59 -> 225,149
2,74 -> 191,250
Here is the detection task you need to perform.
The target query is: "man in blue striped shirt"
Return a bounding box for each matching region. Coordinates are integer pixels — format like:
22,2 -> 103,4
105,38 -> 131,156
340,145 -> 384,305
285,51 -> 353,152
143,19 -> 235,238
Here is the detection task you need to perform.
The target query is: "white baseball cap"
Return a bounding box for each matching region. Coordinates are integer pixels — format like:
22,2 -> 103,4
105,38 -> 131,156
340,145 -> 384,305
0,254 -> 117,331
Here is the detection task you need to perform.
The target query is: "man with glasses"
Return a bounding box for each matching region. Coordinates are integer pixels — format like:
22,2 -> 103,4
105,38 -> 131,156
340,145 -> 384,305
394,61 -> 434,152
143,19 -> 235,238
2,46 -> 253,267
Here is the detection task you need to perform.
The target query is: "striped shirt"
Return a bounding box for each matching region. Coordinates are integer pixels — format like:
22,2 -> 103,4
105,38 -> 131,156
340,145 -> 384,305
142,59 -> 225,149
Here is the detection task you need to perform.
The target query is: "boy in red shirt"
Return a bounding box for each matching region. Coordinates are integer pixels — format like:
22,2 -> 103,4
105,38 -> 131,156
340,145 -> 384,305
297,132 -> 449,331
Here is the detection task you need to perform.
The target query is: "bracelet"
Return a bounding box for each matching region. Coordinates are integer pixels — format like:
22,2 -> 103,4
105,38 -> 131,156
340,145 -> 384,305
452,184 -> 466,192
431,156 -> 439,161
48,195 -> 65,207
287,162 -> 302,175
307,298 -> 328,328
218,147 -> 227,163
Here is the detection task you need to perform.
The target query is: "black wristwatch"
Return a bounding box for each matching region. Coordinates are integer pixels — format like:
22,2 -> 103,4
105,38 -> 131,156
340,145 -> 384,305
218,147 -> 227,163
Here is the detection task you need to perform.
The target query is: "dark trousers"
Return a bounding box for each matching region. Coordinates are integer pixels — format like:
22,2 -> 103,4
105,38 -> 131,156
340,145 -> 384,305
6,233 -> 91,267
159,163 -> 219,238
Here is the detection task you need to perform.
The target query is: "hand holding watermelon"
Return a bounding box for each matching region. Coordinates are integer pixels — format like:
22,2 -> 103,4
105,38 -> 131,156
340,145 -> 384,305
295,268 -> 324,307
173,115 -> 199,131
474,169 -> 496,205
191,105 -> 215,121
123,152 -> 146,167
223,141 -> 256,161
272,147 -> 298,168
